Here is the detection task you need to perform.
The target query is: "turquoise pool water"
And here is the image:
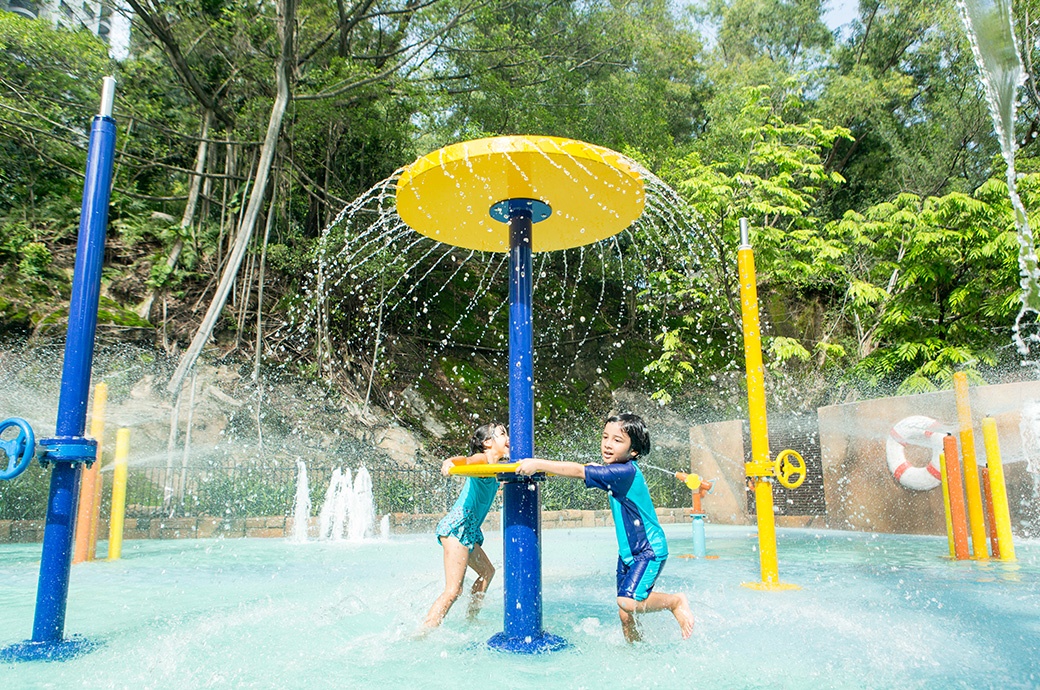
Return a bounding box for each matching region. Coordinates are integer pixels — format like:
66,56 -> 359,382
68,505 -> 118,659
1,525 -> 1037,689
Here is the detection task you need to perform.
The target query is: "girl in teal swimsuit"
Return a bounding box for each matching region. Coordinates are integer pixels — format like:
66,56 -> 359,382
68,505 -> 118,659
423,422 -> 509,628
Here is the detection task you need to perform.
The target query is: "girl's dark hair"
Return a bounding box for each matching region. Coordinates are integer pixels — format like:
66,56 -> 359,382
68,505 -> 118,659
605,413 -> 650,458
469,422 -> 505,456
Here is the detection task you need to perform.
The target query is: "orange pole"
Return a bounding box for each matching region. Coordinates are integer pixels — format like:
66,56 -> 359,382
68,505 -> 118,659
981,468 -> 999,559
943,434 -> 970,560
73,381 -> 107,563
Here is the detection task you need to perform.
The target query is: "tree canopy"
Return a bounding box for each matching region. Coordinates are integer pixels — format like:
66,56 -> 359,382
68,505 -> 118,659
0,0 -> 1035,431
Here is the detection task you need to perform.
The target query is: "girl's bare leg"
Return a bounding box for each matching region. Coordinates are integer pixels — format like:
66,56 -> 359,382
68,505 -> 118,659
617,592 -> 694,641
423,537 -> 470,628
465,544 -> 495,619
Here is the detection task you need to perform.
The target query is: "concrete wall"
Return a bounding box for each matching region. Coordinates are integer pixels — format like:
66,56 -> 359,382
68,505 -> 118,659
688,420 -> 752,526
818,380 -> 1040,535
682,380 -> 1040,536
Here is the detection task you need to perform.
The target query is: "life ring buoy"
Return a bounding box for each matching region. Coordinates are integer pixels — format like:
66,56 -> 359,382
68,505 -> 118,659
886,415 -> 944,490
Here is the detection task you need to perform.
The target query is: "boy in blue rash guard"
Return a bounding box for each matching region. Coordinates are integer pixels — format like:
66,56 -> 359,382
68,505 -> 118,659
516,413 -> 694,642
423,422 -> 509,628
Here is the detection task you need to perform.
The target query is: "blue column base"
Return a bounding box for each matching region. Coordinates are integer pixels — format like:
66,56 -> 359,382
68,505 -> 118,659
692,514 -> 707,559
0,636 -> 102,662
487,631 -> 568,654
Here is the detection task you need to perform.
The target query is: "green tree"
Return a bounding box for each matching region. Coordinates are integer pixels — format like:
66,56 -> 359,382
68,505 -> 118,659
832,177 -> 1023,393
642,85 -> 851,407
419,0 -> 709,164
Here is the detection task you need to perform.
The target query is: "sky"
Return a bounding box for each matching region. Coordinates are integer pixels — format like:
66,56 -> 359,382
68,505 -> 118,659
823,1 -> 861,31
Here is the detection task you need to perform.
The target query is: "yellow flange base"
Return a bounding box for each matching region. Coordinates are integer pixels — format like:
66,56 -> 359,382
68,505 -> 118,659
395,135 -> 645,252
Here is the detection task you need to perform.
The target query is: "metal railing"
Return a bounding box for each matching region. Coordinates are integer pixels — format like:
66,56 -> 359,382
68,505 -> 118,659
0,461 -> 694,522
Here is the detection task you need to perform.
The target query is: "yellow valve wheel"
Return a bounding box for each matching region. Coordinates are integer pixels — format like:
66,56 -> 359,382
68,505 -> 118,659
395,135 -> 646,253
773,449 -> 807,489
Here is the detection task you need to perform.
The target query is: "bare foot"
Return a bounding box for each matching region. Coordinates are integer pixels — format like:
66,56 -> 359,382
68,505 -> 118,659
466,591 -> 486,620
672,593 -> 694,639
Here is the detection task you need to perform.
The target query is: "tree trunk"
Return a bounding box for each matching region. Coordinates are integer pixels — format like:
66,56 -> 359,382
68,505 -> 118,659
138,109 -> 213,319
254,179 -> 277,382
167,0 -> 297,396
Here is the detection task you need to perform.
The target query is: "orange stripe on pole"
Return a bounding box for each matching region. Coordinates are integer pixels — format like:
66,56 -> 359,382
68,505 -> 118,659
73,381 -> 107,564
981,468 -> 999,559
943,434 -> 970,560
939,452 -> 955,559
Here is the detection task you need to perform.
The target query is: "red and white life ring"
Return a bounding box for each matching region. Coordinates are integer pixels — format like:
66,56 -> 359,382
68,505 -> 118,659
886,415 -> 944,491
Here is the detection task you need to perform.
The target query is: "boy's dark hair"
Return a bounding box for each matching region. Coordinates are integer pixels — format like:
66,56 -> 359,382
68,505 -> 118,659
606,413 -> 651,458
469,422 -> 505,456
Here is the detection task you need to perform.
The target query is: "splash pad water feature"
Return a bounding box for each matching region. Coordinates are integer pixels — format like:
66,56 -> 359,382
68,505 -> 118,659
0,78 -> 118,662
395,135 -> 648,652
0,527 -> 1038,688
2,14 -> 1040,678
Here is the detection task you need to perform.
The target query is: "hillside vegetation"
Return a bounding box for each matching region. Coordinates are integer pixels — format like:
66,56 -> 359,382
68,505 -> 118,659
2,1 -> 1040,454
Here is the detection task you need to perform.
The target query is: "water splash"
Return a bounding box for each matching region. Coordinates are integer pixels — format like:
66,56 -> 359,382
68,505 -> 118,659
347,466 -> 375,541
957,0 -> 1040,365
316,467 -> 341,539
330,467 -> 352,540
1019,398 -> 1040,475
288,459 -> 311,543
289,140 -> 711,412
312,466 -> 378,541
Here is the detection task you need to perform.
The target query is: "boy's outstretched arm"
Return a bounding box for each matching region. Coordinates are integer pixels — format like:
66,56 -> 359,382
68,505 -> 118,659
516,459 -> 585,479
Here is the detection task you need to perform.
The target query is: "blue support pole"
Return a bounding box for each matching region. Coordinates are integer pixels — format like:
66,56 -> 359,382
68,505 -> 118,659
487,202 -> 565,654
1,78 -> 116,662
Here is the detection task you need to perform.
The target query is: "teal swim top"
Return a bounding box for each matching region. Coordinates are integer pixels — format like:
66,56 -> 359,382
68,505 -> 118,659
435,476 -> 498,549
584,461 -> 668,564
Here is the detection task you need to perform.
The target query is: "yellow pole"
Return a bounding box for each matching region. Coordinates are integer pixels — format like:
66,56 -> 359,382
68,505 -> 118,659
737,219 -> 796,591
939,452 -> 955,559
981,417 -> 1016,561
107,428 -> 130,561
953,372 -> 987,559
73,381 -> 107,564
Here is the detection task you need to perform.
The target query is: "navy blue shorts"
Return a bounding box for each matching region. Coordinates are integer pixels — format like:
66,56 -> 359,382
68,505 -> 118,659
616,555 -> 665,601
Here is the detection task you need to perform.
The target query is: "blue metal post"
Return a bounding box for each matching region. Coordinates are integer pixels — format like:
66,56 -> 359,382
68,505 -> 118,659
2,78 -> 117,661
487,203 -> 565,654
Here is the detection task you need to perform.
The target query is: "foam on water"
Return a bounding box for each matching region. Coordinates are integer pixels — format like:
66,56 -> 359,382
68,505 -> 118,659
2,525 -> 1037,689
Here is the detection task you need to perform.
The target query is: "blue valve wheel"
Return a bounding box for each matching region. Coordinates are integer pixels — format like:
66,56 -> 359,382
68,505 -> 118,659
0,417 -> 35,480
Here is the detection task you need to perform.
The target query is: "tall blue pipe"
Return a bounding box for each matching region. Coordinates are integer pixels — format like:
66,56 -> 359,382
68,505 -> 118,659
31,78 -> 116,652
487,204 -> 565,654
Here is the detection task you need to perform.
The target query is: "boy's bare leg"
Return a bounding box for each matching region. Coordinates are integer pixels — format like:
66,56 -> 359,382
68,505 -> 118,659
617,592 -> 694,640
423,537 -> 470,628
618,606 -> 641,643
465,544 -> 495,620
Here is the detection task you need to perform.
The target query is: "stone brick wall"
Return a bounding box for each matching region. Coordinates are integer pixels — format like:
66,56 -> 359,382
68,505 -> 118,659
0,508 -> 695,544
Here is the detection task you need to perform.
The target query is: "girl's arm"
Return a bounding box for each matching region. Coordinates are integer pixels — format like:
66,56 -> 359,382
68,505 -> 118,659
441,453 -> 489,476
516,459 -> 585,480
